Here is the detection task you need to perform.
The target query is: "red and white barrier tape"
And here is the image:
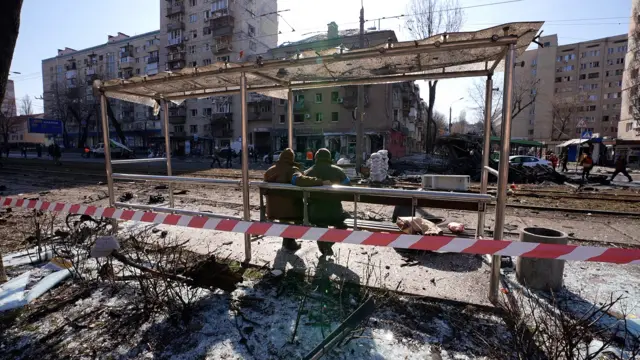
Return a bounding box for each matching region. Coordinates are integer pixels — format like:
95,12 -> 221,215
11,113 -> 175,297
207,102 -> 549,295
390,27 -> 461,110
2,196 -> 639,265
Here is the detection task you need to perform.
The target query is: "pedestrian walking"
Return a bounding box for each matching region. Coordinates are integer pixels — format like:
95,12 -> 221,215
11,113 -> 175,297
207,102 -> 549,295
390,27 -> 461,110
210,147 -> 222,168
610,154 -> 633,183
52,144 -> 62,165
549,152 -> 558,171
560,149 -> 569,172
225,144 -> 232,168
36,144 -> 42,158
21,146 -> 27,158
579,152 -> 593,181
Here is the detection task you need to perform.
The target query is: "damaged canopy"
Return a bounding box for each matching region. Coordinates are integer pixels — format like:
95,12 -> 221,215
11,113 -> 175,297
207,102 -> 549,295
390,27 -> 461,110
95,22 -> 543,106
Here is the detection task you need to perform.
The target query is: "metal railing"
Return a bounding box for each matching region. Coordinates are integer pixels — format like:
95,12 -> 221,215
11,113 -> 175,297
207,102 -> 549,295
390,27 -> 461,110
111,158 -> 167,165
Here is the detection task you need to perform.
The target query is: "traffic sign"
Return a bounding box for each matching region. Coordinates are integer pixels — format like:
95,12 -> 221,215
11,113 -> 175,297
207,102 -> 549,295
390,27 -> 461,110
576,119 -> 587,128
581,130 -> 592,139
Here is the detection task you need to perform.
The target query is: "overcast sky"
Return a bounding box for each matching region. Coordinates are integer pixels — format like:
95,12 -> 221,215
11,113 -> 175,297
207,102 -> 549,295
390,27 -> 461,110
10,0 -> 633,120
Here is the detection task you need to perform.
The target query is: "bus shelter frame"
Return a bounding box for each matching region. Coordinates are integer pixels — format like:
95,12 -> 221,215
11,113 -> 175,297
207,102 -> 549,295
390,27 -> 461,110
95,22 -> 543,303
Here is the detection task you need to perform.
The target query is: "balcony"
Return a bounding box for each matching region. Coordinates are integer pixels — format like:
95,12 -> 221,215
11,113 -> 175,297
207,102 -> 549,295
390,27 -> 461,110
210,12 -> 235,36
145,63 -> 159,76
122,71 -> 134,79
249,112 -> 273,121
167,37 -> 183,47
167,19 -> 184,32
168,107 -> 187,124
166,3 -> 184,16
214,41 -> 233,54
293,100 -> 307,112
173,131 -> 187,137
86,74 -> 98,85
119,56 -> 134,69
147,56 -> 159,64
341,95 -> 370,109
147,43 -> 159,52
65,69 -> 77,80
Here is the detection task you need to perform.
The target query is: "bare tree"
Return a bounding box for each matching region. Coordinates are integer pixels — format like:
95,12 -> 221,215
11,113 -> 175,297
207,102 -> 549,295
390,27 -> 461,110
432,110 -> 447,136
0,96 -> 19,150
0,0 -> 25,283
468,78 -> 540,135
551,94 -> 582,141
406,0 -> 463,152
19,94 -> 33,115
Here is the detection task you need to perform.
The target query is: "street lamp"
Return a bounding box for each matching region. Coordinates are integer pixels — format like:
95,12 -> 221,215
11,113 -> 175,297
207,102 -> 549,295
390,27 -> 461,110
448,97 -> 464,134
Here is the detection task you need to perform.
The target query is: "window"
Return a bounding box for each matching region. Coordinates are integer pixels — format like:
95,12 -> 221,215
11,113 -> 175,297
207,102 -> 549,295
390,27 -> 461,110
189,45 -> 197,54
581,52 -> 587,58
136,69 -> 141,75
217,56 -> 230,62
602,115 -> 609,122
603,104 -> 609,110
189,14 -> 197,23
203,10 -> 210,20
627,123 -> 633,132
294,94 -> 304,102
588,72 -> 599,79
294,114 -> 304,123
543,42 -> 550,47
331,112 -> 339,122
589,83 -> 598,90
555,77 -> 562,83
588,95 -> 597,101
531,69 -> 537,76
174,125 -> 185,132
279,115 -> 285,124
580,63 -> 587,70
203,108 -> 212,116
203,58 -> 212,65
607,59 -> 614,66
211,0 -> 228,11
203,27 -> 212,35
315,93 -> 322,103
279,98 -> 285,105
615,69 -> 623,76
610,127 -> 618,132
190,125 -> 198,133
331,91 -> 339,103
556,56 -> 562,62
564,54 -> 575,61
315,113 -> 323,122
630,105 -> 634,115
528,129 -> 534,136
589,61 -> 599,68
191,109 -> 198,116
532,58 -> 537,66
618,45 -> 627,53
248,24 -> 255,37
586,105 -> 596,111
190,29 -> 198,39
189,0 -> 197,6
579,74 -> 586,80
249,41 -> 257,51
608,47 -> 615,54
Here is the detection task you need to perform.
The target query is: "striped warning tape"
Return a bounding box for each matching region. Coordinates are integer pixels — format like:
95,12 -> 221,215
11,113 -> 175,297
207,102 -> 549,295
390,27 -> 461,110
1,196 -> 639,264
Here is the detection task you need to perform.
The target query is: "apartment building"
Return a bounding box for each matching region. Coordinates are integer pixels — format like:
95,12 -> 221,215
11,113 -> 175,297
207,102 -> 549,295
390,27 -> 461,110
41,31 -> 163,148
160,0 -> 278,154
619,0 -> 640,141
1,79 -> 16,117
269,24 -> 423,158
512,33 -> 628,144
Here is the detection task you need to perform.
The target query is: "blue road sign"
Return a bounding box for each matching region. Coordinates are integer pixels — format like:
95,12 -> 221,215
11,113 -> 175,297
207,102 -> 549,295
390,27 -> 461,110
581,130 -> 592,139
28,118 -> 63,134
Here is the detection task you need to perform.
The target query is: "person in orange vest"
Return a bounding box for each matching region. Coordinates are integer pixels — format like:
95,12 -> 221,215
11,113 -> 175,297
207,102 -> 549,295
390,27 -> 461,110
305,148 -> 314,168
579,151 -> 594,181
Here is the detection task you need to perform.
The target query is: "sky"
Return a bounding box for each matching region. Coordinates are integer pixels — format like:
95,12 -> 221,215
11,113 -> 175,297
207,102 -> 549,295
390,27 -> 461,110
9,0 -> 634,120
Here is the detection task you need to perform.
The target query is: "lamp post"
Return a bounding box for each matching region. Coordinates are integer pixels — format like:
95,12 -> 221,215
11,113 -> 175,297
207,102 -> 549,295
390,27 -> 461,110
448,97 -> 464,134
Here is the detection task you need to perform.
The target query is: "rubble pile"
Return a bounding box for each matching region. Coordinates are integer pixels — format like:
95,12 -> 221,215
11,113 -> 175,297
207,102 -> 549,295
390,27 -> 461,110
368,150 -> 390,182
503,164 -> 568,184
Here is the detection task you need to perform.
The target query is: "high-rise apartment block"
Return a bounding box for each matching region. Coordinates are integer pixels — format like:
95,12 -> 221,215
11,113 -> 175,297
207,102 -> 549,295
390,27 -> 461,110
1,79 -> 16,117
619,0 -> 640,141
160,0 -> 278,154
41,31 -> 163,148
512,34 -> 628,143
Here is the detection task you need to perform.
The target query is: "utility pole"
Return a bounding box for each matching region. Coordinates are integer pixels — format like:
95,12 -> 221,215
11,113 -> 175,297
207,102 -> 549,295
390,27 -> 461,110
448,106 -> 452,134
356,2 -> 365,170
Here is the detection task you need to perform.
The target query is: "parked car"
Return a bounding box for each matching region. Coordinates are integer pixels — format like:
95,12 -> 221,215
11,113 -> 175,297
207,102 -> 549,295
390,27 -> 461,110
92,140 -> 135,159
509,155 -> 550,167
263,151 -> 282,163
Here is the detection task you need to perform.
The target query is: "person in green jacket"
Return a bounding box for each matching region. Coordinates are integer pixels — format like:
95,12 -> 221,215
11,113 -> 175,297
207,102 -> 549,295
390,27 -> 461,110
304,148 -> 351,256
264,148 -> 329,251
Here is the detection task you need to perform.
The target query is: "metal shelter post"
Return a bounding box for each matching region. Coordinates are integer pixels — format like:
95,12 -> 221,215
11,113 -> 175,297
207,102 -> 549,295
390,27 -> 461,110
240,72 -> 252,263
476,75 -> 493,238
355,5 -> 365,170
99,93 -> 115,207
489,42 -> 516,303
162,100 -> 175,207
287,89 -> 294,149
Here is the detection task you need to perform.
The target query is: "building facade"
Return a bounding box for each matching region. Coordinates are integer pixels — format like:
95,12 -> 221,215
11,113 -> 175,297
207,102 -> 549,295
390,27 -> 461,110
42,31 -> 163,148
1,79 -> 16,117
619,0 -> 640,141
160,0 -> 278,155
269,24 -> 423,158
512,33 -> 628,144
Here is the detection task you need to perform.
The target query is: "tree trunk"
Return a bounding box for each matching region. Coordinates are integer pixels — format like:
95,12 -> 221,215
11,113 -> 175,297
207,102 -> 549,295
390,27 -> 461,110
0,0 -> 24,284
424,81 -> 437,153
105,101 -> 127,145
